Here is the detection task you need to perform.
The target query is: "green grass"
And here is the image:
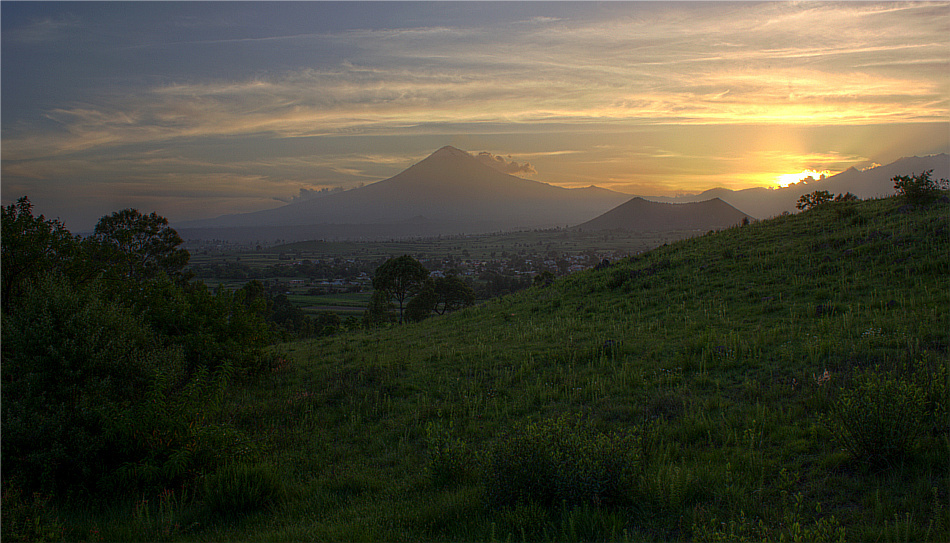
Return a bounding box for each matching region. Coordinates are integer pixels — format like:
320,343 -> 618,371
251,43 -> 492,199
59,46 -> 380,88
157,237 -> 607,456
41,196 -> 949,542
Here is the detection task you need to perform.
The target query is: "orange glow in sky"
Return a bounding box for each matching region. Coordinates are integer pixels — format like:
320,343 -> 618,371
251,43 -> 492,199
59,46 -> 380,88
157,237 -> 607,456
1,2 -> 947,229
774,170 -> 835,188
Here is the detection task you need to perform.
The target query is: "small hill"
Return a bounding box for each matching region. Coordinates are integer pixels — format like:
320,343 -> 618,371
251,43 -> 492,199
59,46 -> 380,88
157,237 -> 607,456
574,196 -> 752,231
177,146 -> 631,240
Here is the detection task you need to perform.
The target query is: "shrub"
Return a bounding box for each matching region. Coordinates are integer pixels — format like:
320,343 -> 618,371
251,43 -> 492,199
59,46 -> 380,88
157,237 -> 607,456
424,423 -> 482,488
485,414 -> 641,510
797,190 -> 834,211
893,170 -> 948,205
0,487 -> 67,543
824,367 -> 925,465
1,274 -> 231,495
201,463 -> 285,519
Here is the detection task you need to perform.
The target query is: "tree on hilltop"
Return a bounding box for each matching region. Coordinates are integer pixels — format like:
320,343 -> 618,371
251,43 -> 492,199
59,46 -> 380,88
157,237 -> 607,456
893,170 -> 949,205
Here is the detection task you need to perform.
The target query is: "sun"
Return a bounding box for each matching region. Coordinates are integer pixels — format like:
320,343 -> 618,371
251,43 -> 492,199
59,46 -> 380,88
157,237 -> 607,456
774,169 -> 833,188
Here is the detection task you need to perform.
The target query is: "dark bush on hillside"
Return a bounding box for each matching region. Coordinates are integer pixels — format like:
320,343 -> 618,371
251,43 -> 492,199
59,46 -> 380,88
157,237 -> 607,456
1,275 -> 231,495
485,414 -> 642,510
797,190 -> 834,211
825,367 -> 925,465
893,170 -> 948,205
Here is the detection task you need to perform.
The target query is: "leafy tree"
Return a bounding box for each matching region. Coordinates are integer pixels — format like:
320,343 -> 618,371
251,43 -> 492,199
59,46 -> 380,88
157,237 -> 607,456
796,190 -> 834,211
91,208 -> 190,282
1,197 -> 80,312
371,255 -> 430,323
893,170 -> 948,205
432,272 -> 476,315
405,282 -> 438,323
364,289 -> 396,327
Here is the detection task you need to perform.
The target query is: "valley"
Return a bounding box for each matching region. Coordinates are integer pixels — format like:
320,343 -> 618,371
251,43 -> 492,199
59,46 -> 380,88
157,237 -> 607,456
186,227 -> 702,319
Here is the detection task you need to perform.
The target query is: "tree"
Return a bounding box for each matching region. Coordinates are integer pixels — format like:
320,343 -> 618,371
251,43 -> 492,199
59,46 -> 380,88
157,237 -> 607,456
364,289 -> 396,327
91,209 -> 190,282
405,282 -> 438,323
893,170 -> 948,205
371,255 -> 430,324
1,197 -> 81,313
796,190 -> 834,211
431,273 -> 476,315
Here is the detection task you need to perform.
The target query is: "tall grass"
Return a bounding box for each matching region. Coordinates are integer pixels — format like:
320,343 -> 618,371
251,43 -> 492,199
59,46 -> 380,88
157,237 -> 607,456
42,195 -> 949,541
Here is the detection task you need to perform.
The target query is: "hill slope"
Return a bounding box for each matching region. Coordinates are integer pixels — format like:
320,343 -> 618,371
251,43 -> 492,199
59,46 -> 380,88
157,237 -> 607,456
157,195 -> 950,541
575,196 -> 753,231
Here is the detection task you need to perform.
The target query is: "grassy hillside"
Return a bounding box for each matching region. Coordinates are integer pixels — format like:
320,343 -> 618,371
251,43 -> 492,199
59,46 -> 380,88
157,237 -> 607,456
53,196 -> 950,541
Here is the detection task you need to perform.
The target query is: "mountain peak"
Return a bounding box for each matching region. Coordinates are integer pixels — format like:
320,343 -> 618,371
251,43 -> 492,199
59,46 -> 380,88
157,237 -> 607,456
430,146 -> 472,159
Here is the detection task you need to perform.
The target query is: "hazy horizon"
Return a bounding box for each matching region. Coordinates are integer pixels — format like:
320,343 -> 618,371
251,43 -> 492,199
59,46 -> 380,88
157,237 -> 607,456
2,1 -> 948,231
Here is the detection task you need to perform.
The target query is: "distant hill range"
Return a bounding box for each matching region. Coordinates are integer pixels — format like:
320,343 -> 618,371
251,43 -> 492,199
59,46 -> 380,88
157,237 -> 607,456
177,146 -> 631,242
176,149 -> 948,242
576,197 -> 752,232
649,154 -> 949,219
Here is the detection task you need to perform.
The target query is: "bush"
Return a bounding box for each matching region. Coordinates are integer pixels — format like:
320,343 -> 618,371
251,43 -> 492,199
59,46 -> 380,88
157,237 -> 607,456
893,170 -> 948,205
485,414 -> 641,510
424,422 -> 482,488
201,463 -> 285,519
825,367 -> 925,465
797,190 -> 834,211
1,275 -> 231,495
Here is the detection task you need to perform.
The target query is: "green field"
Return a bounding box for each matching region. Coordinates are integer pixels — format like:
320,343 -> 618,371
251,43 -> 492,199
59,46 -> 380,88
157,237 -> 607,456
20,195 -> 949,541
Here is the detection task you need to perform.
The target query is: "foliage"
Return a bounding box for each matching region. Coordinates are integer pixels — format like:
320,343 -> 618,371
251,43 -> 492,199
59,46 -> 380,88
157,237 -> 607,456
404,281 -> 439,322
90,208 -> 190,283
11,194 -> 949,541
424,422 -> 482,488
1,274 -> 230,495
128,276 -> 273,375
533,270 -> 555,287
201,463 -> 285,520
432,272 -> 477,314
824,366 -> 926,465
893,169 -> 948,205
796,190 -> 834,211
404,273 -> 476,322
370,255 -> 430,323
485,414 -> 642,510
363,288 -> 396,327
0,487 -> 67,543
1,203 -> 271,501
0,197 -> 81,313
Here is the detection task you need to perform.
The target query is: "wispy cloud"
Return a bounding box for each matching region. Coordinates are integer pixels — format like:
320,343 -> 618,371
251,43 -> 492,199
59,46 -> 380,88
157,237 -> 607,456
4,2 -> 945,163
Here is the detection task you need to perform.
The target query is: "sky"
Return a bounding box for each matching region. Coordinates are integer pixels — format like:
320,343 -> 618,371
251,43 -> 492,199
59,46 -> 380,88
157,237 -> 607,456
2,1 -> 948,231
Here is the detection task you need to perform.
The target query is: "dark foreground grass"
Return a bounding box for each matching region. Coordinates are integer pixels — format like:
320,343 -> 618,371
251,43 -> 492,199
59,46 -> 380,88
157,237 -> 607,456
26,195 -> 948,542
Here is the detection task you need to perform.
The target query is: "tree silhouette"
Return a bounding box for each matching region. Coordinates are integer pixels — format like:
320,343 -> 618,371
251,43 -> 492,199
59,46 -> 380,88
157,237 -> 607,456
371,255 -> 430,324
91,209 -> 189,282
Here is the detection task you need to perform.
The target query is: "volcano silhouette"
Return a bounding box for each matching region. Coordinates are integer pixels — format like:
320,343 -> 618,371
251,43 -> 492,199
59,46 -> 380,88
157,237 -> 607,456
180,146 -> 631,233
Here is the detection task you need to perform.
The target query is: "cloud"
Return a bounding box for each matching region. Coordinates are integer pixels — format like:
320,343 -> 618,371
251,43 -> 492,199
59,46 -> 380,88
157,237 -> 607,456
476,152 -> 537,176
4,13 -> 81,43
275,186 -> 346,204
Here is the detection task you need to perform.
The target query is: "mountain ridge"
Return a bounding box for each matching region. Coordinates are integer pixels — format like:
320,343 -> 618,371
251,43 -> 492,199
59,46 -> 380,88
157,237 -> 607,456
177,146 -> 632,238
